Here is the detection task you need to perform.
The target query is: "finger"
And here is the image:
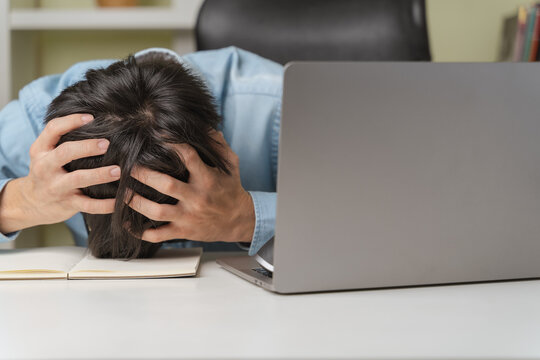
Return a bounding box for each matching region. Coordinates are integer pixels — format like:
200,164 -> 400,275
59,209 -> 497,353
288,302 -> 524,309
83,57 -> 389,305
172,143 -> 211,180
33,114 -> 94,153
131,167 -> 192,201
208,130 -> 240,171
208,129 -> 225,143
49,138 -> 110,168
126,193 -> 179,221
122,221 -> 139,239
208,130 -> 227,156
61,165 -> 121,189
141,224 -> 186,243
73,195 -> 116,214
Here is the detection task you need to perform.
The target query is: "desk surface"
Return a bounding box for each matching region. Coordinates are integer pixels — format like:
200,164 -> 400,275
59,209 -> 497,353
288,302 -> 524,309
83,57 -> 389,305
1,252 -> 539,359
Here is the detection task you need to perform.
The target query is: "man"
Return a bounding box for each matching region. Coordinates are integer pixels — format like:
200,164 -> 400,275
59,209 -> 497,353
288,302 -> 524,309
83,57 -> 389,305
0,47 -> 282,257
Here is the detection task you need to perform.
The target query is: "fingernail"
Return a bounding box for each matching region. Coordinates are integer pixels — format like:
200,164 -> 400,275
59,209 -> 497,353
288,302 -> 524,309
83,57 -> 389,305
98,139 -> 110,150
81,114 -> 94,123
110,167 -> 121,177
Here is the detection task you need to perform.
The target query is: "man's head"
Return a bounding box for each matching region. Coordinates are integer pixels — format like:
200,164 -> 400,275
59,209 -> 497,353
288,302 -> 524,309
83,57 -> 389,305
45,52 -> 229,259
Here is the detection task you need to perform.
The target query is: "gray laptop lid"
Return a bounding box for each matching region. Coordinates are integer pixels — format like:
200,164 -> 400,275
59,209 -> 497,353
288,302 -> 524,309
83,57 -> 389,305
273,62 -> 540,294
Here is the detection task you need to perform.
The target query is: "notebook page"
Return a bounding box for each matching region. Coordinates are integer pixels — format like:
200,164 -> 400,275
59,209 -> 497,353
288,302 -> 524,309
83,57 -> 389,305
68,247 -> 202,279
0,246 -> 87,279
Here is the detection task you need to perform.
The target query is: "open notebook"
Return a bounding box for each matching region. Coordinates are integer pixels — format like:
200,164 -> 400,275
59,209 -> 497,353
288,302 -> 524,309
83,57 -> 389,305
0,246 -> 202,280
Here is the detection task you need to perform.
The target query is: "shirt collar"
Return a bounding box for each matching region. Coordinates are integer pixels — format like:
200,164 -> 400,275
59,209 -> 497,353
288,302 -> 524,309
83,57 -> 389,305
133,47 -> 205,84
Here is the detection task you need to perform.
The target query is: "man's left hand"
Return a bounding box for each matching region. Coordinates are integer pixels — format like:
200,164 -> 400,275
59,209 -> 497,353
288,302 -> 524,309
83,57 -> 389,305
127,131 -> 255,244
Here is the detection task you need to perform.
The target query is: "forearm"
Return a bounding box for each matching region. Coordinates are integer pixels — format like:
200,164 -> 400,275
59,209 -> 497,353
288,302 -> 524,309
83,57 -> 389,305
0,177 -> 39,234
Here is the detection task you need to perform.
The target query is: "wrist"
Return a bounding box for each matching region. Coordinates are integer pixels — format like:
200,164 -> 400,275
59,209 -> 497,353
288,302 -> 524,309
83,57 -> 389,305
0,177 -> 39,233
230,190 -> 255,243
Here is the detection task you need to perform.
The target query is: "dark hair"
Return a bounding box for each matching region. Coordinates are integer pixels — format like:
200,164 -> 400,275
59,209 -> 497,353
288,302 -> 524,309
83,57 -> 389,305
45,52 -> 229,259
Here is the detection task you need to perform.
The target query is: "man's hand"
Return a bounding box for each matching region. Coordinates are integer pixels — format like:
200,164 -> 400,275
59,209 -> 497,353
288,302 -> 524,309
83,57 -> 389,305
0,114 -> 121,234
128,131 -> 255,244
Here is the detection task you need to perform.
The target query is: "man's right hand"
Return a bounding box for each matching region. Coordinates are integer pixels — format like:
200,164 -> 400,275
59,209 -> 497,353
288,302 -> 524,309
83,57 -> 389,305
0,114 -> 120,234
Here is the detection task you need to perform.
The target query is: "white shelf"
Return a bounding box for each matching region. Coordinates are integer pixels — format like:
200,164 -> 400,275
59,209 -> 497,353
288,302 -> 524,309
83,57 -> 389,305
1,0 -> 203,108
10,4 -> 201,30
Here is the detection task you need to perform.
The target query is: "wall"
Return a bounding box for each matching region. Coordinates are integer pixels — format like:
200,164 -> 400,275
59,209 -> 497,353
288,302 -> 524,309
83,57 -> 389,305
427,0 -> 527,62
8,0 -> 532,247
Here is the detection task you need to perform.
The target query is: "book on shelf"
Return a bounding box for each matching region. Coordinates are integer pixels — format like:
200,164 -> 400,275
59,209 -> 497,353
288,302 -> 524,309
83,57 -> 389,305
522,6 -> 537,60
500,4 -> 540,62
0,246 -> 202,280
500,13 -> 519,62
529,6 -> 540,60
514,6 -> 528,61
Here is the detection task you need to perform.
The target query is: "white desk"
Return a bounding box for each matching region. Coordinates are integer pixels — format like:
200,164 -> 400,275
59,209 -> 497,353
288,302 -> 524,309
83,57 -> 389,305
1,252 -> 539,359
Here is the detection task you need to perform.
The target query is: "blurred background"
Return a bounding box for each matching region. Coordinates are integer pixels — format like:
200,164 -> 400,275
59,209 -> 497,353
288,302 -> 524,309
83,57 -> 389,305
0,0 -> 534,248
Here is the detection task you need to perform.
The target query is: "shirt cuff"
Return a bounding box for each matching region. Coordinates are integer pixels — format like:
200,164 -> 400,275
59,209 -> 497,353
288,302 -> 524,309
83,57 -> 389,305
236,242 -> 251,251
247,191 -> 276,256
0,178 -> 20,243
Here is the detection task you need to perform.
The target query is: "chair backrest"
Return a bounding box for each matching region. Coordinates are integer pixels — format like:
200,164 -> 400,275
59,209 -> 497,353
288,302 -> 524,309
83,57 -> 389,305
195,0 -> 431,64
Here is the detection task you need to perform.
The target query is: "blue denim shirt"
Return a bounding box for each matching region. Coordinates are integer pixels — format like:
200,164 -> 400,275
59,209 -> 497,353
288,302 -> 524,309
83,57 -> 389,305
0,47 -> 283,256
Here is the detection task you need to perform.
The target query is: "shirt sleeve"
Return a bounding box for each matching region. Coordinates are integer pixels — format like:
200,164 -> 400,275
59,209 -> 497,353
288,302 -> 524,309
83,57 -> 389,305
0,100 -> 36,243
247,191 -> 277,255
246,98 -> 281,256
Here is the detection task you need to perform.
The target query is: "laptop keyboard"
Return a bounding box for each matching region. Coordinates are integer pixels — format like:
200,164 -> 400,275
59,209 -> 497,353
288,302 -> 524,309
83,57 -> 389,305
252,267 -> 273,278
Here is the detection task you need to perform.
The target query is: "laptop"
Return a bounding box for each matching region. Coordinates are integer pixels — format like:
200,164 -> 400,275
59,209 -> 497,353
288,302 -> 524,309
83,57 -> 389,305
217,62 -> 540,294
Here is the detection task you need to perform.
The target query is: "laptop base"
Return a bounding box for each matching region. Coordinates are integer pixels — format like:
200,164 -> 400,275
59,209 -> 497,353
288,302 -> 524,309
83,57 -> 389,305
216,256 -> 275,292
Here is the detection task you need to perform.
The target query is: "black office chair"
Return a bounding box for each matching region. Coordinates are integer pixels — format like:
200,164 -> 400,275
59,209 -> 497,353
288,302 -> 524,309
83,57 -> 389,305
195,0 -> 431,64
